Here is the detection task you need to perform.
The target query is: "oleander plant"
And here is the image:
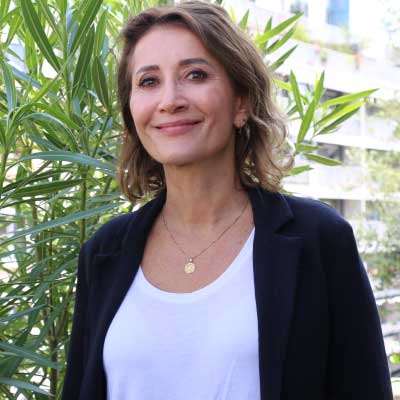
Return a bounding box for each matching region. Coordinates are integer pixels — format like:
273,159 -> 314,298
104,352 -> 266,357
0,0 -> 374,397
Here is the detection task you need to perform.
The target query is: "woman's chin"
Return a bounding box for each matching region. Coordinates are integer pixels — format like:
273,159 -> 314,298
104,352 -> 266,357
156,150 -> 207,168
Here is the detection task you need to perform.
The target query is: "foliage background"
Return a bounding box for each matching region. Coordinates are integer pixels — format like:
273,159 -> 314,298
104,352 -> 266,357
0,0 -> 376,397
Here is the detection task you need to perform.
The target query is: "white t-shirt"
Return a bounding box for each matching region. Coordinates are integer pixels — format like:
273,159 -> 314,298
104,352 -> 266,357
103,227 -> 260,400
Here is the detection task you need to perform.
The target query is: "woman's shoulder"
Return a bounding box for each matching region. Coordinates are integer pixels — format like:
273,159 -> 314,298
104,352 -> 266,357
81,196 -> 161,254
82,212 -> 137,255
279,192 -> 354,238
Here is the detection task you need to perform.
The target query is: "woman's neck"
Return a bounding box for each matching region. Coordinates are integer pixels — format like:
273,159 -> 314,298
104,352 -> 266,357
162,166 -> 249,237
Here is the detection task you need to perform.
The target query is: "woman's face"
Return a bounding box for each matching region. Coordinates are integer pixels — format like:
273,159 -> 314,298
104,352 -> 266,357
128,24 -> 247,168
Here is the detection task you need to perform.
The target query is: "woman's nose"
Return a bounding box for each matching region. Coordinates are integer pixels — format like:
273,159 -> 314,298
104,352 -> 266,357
157,81 -> 188,113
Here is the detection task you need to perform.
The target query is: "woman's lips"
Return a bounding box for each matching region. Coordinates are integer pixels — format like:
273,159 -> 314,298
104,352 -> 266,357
156,121 -> 201,136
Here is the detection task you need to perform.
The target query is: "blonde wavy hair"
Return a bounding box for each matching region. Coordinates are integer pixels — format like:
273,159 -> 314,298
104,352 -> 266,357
117,0 -> 293,202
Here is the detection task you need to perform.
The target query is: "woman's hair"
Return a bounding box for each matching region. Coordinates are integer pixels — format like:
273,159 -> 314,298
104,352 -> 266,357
117,0 -> 293,202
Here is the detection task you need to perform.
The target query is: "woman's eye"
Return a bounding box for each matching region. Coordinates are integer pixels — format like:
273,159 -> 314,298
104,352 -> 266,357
187,70 -> 208,81
138,77 -> 157,87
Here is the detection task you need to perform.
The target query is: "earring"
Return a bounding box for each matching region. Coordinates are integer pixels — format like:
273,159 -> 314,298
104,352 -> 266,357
237,120 -> 250,137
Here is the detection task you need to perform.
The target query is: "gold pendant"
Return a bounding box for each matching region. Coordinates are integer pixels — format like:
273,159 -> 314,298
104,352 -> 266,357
184,258 -> 196,274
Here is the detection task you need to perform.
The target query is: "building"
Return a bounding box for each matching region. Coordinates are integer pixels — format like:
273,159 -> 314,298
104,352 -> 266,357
225,0 -> 400,238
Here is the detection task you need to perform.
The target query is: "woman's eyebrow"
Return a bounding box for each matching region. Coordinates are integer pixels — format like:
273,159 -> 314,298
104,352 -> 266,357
135,58 -> 212,76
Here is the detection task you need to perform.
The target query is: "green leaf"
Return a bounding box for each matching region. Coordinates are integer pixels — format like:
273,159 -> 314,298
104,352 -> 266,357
239,9 -> 249,30
4,11 -> 22,48
289,165 -> 313,175
315,108 -> 360,136
256,13 -> 302,47
229,5 -> 236,23
10,65 -> 57,101
316,100 -> 364,127
0,0 -> 10,19
72,27 -> 95,98
2,203 -> 124,245
264,17 -> 272,33
0,341 -> 58,369
37,0 -> 63,43
0,377 -> 50,396
290,70 -> 304,117
390,354 -> 400,364
266,26 -> 296,55
320,89 -> 377,108
70,0 -> 103,55
274,79 -> 292,93
10,179 -> 83,198
314,72 -> 325,105
19,151 -> 116,175
0,305 -> 45,324
0,59 -> 17,112
92,56 -> 110,109
304,153 -> 342,166
27,134 -> 62,151
294,143 -> 319,153
21,112 -> 76,146
297,100 -> 315,143
21,0 -> 61,72
269,45 -> 297,71
35,102 -> 81,131
94,8 -> 108,57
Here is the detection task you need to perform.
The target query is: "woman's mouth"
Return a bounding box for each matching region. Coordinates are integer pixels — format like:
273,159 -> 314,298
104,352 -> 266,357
155,120 -> 202,136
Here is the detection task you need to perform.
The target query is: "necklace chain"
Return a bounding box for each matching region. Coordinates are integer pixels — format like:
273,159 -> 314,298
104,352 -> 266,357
162,198 -> 249,273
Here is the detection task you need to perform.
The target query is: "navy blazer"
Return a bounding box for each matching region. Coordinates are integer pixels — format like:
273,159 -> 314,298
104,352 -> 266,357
61,186 -> 393,400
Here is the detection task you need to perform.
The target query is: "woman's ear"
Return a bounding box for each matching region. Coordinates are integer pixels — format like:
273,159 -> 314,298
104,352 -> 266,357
233,95 -> 250,129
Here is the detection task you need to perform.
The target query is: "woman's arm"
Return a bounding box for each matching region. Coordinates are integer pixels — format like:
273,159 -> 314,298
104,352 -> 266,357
325,221 -> 393,399
61,242 -> 89,400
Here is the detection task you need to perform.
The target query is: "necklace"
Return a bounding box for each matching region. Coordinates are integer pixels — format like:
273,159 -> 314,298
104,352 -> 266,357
162,198 -> 249,274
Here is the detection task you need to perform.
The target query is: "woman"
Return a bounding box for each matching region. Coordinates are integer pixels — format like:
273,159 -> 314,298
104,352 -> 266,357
62,1 -> 393,399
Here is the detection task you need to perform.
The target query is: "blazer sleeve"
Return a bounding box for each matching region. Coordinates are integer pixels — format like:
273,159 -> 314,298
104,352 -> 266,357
61,241 -> 90,400
324,220 -> 393,399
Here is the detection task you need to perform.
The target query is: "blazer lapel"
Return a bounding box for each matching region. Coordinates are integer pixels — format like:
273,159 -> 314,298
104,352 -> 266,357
249,188 -> 302,400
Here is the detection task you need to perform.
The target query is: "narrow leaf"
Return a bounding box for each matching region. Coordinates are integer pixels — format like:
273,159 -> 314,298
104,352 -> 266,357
320,89 -> 377,108
316,100 -> 364,127
70,0 -> 103,55
37,0 -> 63,43
0,0 -> 11,19
19,151 -> 115,174
289,165 -> 313,175
0,305 -> 45,324
0,59 -> 17,112
21,0 -> 60,71
256,13 -> 302,46
315,108 -> 359,136
36,103 -> 81,131
2,203 -> 124,245
297,100 -> 315,143
92,56 -> 110,109
304,153 -> 342,166
10,179 -> 83,198
229,5 -> 236,23
72,27 -> 95,98
269,45 -> 297,71
0,377 -> 50,396
0,341 -> 58,369
26,133 -> 62,152
266,26 -> 295,54
239,9 -> 249,30
314,72 -> 325,105
290,70 -> 304,116
294,143 -> 319,153
274,79 -> 292,92
94,8 -> 108,57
